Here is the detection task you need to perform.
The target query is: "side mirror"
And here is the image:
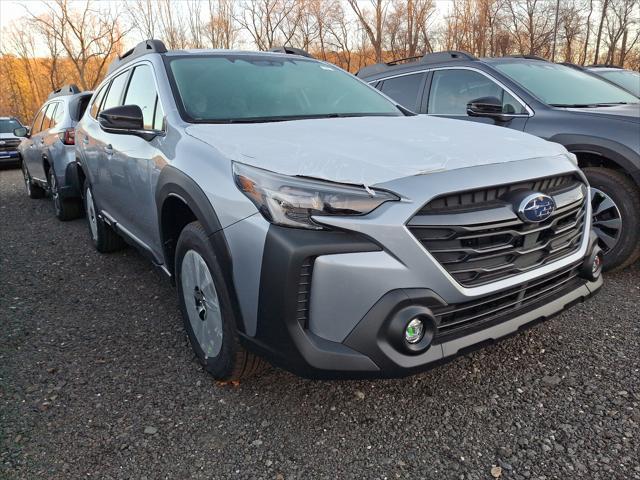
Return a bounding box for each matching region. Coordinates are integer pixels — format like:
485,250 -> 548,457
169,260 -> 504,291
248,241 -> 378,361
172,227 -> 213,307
14,126 -> 29,138
466,96 -> 504,119
99,105 -> 144,131
98,105 -> 162,141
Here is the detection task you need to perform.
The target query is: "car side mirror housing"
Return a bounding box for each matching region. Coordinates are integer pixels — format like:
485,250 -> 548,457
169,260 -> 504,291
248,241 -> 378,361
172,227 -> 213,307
14,126 -> 29,138
466,96 -> 505,119
98,105 -> 161,141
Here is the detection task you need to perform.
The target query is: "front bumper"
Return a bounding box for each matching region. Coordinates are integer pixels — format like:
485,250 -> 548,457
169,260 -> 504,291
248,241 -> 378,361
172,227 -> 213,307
0,151 -> 20,164
241,225 -> 602,379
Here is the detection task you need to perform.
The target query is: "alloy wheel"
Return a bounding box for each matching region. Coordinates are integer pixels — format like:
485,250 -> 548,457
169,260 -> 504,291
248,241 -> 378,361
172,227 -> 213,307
591,187 -> 623,254
85,187 -> 98,242
50,172 -> 61,216
180,249 -> 223,360
22,163 -> 31,196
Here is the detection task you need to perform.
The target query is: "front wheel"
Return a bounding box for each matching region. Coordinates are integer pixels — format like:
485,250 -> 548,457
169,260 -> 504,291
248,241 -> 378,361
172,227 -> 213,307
175,221 -> 265,380
584,167 -> 640,271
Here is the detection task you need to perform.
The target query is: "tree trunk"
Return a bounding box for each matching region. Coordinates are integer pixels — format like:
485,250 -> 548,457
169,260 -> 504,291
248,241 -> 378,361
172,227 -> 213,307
594,0 -> 609,63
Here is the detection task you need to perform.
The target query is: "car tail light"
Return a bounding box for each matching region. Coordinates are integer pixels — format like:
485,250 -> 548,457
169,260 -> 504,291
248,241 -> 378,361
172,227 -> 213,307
60,128 -> 75,145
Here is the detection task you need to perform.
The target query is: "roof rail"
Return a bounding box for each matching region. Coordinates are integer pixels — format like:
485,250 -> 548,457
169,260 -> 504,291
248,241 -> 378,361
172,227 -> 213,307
558,62 -> 584,70
587,63 -> 622,69
48,84 -> 81,99
356,50 -> 477,77
107,39 -> 168,74
268,46 -> 314,58
506,54 -> 548,61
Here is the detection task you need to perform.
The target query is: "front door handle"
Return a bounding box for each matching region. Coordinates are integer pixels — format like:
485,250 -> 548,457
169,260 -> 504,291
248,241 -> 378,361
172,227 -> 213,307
82,136 -> 89,145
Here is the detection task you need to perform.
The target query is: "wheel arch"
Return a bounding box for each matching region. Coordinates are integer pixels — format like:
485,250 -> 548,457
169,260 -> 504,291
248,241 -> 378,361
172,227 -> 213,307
550,134 -> 640,189
156,166 -> 224,274
156,166 -> 247,333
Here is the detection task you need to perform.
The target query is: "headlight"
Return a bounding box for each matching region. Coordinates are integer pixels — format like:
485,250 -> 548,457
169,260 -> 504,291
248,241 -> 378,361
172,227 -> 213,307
233,162 -> 399,230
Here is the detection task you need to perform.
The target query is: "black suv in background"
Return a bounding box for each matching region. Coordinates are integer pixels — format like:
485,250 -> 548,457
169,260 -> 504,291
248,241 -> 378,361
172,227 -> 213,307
358,52 -> 640,271
0,117 -> 24,167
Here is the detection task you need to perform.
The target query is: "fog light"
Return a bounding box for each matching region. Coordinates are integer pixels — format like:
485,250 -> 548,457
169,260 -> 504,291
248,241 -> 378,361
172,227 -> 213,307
405,318 -> 425,344
592,253 -> 603,276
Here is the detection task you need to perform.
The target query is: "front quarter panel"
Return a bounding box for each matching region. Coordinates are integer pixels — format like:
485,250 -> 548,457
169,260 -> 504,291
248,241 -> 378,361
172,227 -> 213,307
172,132 -> 259,229
525,109 -> 640,184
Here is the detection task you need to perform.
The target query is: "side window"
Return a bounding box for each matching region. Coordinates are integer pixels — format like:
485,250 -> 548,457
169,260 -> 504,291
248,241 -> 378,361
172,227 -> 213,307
76,95 -> 91,121
90,84 -> 108,119
31,107 -> 47,135
124,64 -> 162,130
102,71 -> 130,112
379,73 -> 425,111
428,69 -> 527,115
53,102 -> 65,126
43,103 -> 57,130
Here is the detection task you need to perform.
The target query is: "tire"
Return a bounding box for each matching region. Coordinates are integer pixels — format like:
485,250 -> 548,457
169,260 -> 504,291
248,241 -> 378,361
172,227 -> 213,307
21,160 -> 45,199
83,180 -> 126,253
48,168 -> 82,221
584,167 -> 640,272
175,221 -> 266,380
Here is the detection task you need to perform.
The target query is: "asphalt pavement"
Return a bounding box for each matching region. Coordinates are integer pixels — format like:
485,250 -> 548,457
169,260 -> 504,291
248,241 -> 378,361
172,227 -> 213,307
1,167 -> 638,479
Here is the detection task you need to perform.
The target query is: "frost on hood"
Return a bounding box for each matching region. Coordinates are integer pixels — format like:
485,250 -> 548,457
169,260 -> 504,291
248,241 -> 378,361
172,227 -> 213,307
186,115 -> 569,188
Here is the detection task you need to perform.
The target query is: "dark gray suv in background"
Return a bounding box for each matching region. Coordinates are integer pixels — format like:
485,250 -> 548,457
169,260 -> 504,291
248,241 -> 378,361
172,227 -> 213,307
16,85 -> 92,220
358,52 -> 640,271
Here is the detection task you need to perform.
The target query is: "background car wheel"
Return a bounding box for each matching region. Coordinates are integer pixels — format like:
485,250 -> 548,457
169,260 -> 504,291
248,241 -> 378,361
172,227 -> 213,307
22,161 -> 45,199
83,180 -> 125,253
48,168 -> 81,221
175,221 -> 266,381
584,167 -> 640,271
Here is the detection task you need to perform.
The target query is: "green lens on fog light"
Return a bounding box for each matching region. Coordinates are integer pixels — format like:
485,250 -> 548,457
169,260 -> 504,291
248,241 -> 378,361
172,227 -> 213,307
405,318 -> 424,344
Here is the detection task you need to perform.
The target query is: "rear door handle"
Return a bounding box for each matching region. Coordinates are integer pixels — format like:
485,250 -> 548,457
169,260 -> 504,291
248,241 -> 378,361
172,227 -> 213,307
82,136 -> 89,145
104,144 -> 114,155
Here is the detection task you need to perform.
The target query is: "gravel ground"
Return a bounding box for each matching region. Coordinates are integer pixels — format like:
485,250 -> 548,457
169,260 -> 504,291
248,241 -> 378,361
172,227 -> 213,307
1,166 -> 638,480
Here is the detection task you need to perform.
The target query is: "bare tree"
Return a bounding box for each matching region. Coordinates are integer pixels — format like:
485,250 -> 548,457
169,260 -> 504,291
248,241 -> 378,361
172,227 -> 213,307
26,0 -> 129,90
594,0 -> 610,62
602,0 -> 639,64
236,0 -> 301,50
204,0 -> 239,49
507,0 -> 556,56
346,0 -> 391,62
125,0 -> 157,40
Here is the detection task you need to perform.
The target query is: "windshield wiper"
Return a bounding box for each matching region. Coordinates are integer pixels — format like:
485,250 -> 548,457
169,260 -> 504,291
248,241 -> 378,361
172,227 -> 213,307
207,113 -> 400,123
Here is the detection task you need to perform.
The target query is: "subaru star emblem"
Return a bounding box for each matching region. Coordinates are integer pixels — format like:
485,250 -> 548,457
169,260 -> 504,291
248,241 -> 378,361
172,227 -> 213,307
0,141 -> 5,145
517,193 -> 556,223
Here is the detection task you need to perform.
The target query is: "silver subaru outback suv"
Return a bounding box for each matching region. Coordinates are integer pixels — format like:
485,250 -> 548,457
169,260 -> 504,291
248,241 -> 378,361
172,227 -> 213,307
16,85 -> 92,220
74,40 -> 603,380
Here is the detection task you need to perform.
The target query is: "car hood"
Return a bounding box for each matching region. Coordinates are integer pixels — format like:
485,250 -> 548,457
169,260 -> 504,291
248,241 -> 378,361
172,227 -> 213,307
564,103 -> 640,123
0,133 -> 20,140
186,115 -> 569,186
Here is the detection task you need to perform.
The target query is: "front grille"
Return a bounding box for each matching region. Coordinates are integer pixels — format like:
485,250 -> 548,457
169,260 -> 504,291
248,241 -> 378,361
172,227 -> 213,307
0,139 -> 20,152
420,174 -> 575,213
432,263 -> 584,342
408,175 -> 587,287
296,258 -> 314,327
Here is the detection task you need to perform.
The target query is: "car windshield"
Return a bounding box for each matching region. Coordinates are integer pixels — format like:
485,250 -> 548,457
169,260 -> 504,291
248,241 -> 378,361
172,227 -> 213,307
593,70 -> 640,97
0,119 -> 21,134
493,62 -> 639,107
166,55 -> 401,122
